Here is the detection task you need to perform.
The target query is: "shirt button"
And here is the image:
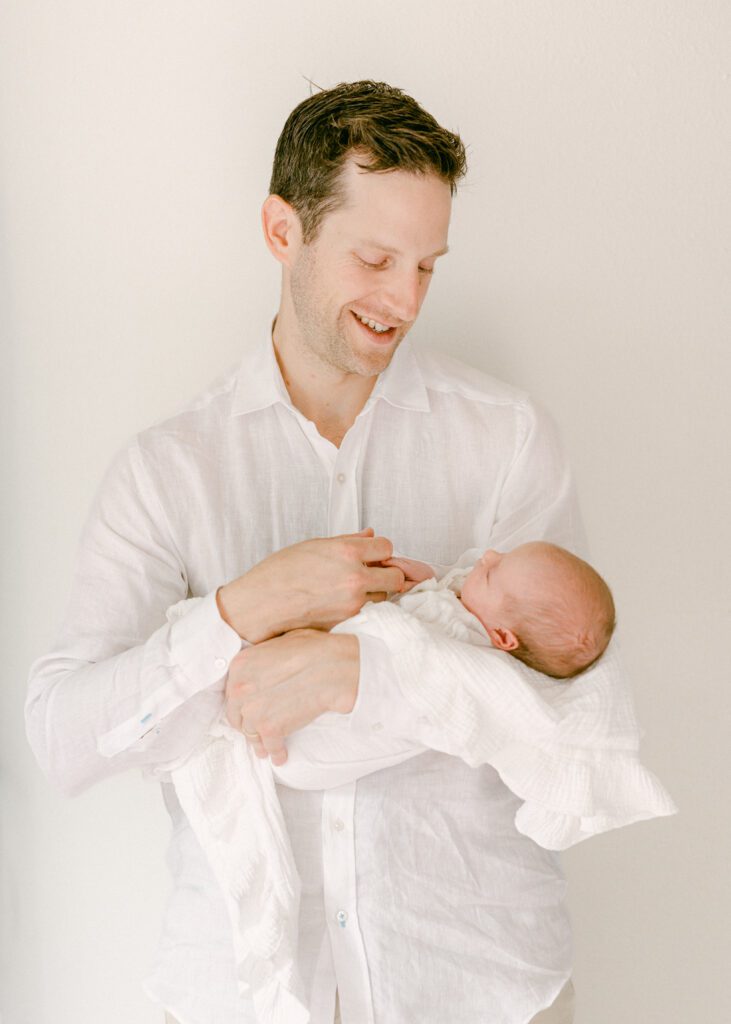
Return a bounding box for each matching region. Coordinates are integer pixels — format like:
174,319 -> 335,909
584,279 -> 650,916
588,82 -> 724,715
333,818 -> 344,832
336,910 -> 348,928
336,472 -> 346,483
214,657 -> 227,670
372,722 -> 383,732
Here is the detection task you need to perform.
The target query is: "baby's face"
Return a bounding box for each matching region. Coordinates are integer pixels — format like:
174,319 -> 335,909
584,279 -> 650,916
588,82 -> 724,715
459,548 -> 527,631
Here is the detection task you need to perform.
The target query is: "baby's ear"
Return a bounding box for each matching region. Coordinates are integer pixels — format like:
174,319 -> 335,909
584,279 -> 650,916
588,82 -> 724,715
487,627 -> 519,652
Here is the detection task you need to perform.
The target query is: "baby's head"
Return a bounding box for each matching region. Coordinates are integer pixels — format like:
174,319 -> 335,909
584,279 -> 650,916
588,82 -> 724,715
460,541 -> 615,679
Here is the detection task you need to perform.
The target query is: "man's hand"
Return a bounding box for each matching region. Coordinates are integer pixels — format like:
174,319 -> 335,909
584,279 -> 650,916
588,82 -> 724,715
225,629 -> 359,766
216,528 -> 405,643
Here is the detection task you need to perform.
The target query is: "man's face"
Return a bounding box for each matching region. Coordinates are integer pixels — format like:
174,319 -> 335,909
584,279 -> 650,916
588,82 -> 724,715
286,155 -> 452,376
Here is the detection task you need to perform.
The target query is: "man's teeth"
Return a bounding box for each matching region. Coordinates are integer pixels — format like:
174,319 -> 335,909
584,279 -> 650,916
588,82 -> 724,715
356,313 -> 391,334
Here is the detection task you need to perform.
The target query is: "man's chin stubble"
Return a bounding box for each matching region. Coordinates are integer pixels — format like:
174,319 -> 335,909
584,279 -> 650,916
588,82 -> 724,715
323,332 -> 400,378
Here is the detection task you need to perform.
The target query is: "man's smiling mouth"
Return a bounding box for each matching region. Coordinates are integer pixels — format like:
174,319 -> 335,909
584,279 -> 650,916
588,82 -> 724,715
351,310 -> 396,336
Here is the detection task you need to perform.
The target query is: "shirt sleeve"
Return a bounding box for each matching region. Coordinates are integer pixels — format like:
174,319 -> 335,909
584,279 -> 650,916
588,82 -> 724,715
25,441 -> 242,797
488,396 -> 589,556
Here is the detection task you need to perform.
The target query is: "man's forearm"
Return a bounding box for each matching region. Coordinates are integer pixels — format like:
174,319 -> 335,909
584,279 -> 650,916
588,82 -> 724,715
215,532 -> 406,642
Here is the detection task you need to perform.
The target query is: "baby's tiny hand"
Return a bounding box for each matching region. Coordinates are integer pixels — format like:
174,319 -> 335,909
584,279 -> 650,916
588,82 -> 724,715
381,557 -> 435,591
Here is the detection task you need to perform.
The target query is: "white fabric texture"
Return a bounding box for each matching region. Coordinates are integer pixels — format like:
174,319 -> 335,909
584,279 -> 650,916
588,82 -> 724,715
168,566 -> 674,1022
26,324 -> 676,1024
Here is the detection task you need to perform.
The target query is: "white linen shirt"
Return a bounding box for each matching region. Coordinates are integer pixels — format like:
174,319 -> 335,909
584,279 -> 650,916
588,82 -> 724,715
28,322 -> 603,1024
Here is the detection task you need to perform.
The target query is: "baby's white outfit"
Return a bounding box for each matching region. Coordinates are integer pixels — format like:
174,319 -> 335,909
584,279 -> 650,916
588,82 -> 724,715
165,554 -> 675,1024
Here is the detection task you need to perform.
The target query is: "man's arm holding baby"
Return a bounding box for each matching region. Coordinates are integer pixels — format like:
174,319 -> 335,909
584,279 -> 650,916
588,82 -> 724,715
218,530 -> 409,765
221,554 -> 437,764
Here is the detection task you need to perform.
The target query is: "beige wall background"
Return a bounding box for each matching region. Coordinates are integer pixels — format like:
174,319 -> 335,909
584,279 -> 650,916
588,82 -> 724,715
2,2 -> 729,1022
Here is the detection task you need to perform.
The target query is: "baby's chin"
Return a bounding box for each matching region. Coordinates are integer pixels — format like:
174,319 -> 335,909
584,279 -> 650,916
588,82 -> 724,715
459,595 -> 490,632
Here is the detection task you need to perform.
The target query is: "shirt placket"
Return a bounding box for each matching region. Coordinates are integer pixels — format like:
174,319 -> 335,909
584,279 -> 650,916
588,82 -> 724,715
293,406 -> 376,1024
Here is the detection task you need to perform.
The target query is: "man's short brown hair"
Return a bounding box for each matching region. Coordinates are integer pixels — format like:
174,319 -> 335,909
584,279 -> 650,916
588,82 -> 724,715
269,80 -> 468,244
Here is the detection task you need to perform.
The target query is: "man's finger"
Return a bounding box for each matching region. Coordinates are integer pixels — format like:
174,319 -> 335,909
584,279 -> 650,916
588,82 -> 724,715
259,731 -> 288,766
363,565 -> 406,593
356,535 -> 395,562
243,728 -> 268,759
250,738 -> 269,759
240,717 -> 268,758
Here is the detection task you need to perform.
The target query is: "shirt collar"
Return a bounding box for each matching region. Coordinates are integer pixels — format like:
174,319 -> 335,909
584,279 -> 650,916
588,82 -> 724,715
368,334 -> 430,412
230,318 -> 292,416
231,317 -> 430,417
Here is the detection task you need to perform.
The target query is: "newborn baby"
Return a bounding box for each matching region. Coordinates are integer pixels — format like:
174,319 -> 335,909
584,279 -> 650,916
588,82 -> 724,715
388,540 -> 616,680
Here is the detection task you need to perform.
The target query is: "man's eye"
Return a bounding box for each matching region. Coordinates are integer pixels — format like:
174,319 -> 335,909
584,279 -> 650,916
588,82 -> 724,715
419,266 -> 435,276
358,256 -> 387,270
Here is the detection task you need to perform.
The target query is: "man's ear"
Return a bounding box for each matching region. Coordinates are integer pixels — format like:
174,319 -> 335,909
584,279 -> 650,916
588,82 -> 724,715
261,194 -> 302,266
486,626 -> 519,652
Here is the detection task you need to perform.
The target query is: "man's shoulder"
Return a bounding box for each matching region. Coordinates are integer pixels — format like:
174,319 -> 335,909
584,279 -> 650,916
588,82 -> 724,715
134,360 -> 241,451
91,361 -> 246,506
414,346 -> 532,411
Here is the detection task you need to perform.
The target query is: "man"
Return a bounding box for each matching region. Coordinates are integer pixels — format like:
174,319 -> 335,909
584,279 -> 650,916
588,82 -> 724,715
27,81 -> 585,1023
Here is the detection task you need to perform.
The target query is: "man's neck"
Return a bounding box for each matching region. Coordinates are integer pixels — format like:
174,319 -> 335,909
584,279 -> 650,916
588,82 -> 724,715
272,316 -> 379,447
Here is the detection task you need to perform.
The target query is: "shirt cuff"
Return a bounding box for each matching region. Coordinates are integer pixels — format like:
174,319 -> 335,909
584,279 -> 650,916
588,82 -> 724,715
345,633 -> 427,741
97,591 -> 242,758
168,591 -> 244,684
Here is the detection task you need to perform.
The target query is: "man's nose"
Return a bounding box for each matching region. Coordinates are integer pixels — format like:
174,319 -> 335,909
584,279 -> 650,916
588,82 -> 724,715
380,267 -> 424,324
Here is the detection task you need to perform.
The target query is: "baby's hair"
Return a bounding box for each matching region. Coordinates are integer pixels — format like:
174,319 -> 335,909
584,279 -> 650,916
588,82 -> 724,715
507,544 -> 616,679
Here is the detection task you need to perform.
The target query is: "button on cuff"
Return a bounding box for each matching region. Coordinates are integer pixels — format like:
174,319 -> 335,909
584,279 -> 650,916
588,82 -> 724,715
169,590 -> 242,694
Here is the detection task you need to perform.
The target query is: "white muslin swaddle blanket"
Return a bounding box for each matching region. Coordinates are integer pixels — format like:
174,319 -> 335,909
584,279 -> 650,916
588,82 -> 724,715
166,560 -> 676,1023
